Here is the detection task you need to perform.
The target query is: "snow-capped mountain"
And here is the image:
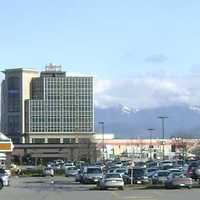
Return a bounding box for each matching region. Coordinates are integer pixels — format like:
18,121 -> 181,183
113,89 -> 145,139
120,105 -> 140,114
95,105 -> 200,139
189,105 -> 200,113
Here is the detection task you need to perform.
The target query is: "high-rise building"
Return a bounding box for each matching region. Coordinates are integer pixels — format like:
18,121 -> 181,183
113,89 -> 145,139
1,64 -> 94,144
1,68 -> 39,143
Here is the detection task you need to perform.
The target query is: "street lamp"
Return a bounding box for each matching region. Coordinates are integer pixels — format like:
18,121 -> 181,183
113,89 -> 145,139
98,122 -> 105,163
158,116 -> 168,160
147,128 -> 155,160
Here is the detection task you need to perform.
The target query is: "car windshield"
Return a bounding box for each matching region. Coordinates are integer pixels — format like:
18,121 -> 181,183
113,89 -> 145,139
105,173 -> 121,178
148,168 -> 157,172
116,169 -> 126,173
172,173 -> 187,178
158,171 -> 169,176
133,169 -> 146,176
87,168 -> 102,174
68,167 -> 77,170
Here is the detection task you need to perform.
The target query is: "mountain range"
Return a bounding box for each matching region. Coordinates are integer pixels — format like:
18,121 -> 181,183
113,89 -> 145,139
95,105 -> 200,139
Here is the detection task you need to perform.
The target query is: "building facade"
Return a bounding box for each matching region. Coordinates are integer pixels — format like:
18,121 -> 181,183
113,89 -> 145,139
1,64 -> 94,144
95,137 -> 200,161
1,68 -> 39,143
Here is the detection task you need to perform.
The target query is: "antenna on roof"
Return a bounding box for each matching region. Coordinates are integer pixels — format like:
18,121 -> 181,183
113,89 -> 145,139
45,63 -> 62,71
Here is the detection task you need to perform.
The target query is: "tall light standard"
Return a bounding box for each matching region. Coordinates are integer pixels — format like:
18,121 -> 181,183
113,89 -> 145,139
98,122 -> 105,163
158,116 -> 168,160
147,128 -> 155,160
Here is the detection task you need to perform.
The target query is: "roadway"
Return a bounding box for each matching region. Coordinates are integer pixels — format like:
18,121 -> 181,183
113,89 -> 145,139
0,176 -> 200,200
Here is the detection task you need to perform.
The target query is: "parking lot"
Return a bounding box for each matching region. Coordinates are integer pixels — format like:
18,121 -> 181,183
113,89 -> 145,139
0,176 -> 200,200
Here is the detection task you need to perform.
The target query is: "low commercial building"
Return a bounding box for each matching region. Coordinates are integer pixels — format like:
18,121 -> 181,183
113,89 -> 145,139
95,135 -> 200,161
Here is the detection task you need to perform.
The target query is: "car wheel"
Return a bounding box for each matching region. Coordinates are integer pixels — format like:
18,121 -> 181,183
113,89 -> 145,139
165,185 -> 169,189
119,186 -> 124,190
188,185 -> 192,189
99,187 -> 104,190
0,181 -> 3,190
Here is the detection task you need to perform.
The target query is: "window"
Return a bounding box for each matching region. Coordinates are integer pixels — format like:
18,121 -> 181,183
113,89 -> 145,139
32,138 -> 45,144
48,138 -> 60,144
63,138 -> 70,144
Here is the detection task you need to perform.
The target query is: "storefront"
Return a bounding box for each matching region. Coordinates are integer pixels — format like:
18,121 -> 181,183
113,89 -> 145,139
0,132 -> 14,167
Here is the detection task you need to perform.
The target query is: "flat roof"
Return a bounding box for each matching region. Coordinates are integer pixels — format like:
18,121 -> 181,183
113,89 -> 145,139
2,68 -> 39,74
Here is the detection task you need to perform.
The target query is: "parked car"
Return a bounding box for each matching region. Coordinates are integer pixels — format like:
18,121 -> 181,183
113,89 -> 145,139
127,167 -> 149,184
97,173 -> 124,190
0,169 -> 10,186
63,162 -> 75,170
0,178 -> 3,190
152,170 -> 169,184
147,167 -> 159,179
107,167 -> 119,174
113,162 -> 123,168
65,166 -> 79,177
112,168 -> 127,176
165,172 -> 193,189
82,166 -> 103,184
135,162 -> 147,168
159,160 -> 173,167
168,168 -> 182,175
42,167 -> 54,177
187,161 -> 200,181
55,159 -> 64,165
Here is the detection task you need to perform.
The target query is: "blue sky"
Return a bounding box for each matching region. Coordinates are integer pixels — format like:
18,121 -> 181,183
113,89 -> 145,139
2,1 -> 200,109
1,0 -> 200,79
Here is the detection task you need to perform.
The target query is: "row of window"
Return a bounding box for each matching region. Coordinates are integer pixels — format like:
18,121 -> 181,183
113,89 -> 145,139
30,127 -> 92,132
30,102 -> 93,108
44,86 -> 93,90
32,138 -> 76,144
31,117 -> 92,122
45,79 -> 92,85
31,109 -> 93,114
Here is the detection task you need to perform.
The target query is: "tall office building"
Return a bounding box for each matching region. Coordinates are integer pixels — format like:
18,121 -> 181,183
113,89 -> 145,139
1,64 -> 94,144
1,68 -> 39,143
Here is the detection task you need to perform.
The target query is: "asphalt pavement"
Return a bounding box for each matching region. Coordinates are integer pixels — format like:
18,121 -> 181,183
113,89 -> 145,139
0,176 -> 200,200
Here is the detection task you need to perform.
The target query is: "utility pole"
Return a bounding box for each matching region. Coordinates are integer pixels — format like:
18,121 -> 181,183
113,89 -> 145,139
158,116 -> 168,160
147,128 -> 155,160
98,122 -> 105,163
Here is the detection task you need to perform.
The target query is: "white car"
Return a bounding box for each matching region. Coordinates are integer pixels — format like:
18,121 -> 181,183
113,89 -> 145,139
65,166 -> 79,177
63,162 -> 75,170
98,173 -> 124,190
0,169 -> 10,187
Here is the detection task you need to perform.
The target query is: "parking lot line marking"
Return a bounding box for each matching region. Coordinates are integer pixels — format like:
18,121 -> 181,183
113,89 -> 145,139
123,196 -> 155,200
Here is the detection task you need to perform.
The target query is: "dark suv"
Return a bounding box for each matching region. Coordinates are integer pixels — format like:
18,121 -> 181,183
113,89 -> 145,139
187,160 -> 200,181
125,167 -> 149,184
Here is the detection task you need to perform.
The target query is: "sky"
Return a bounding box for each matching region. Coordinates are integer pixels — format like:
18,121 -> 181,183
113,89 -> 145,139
1,0 -> 200,109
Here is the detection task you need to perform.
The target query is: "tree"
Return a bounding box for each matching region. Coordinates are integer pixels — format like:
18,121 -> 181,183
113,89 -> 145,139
191,145 -> 200,156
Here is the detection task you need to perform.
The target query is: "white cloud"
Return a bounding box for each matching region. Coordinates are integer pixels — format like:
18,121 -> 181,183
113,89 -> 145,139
94,74 -> 200,109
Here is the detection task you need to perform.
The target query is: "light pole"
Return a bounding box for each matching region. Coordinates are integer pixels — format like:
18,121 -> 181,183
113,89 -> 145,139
147,128 -> 155,160
158,116 -> 168,160
98,122 -> 105,163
